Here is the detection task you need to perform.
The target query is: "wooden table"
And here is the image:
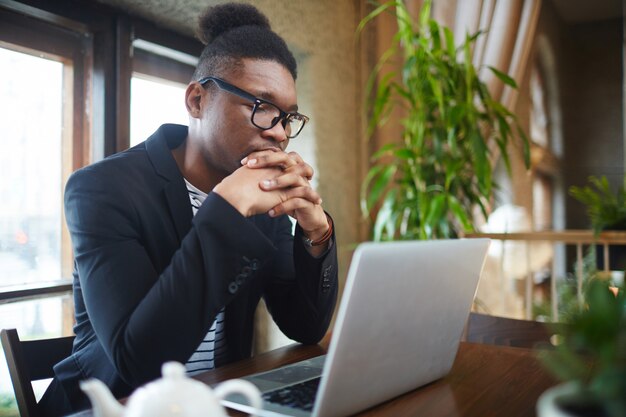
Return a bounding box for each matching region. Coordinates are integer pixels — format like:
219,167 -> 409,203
67,341 -> 557,417
194,341 -> 558,417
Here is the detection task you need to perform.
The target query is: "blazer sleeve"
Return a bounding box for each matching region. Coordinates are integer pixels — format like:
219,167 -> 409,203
65,167 -> 278,387
262,214 -> 339,344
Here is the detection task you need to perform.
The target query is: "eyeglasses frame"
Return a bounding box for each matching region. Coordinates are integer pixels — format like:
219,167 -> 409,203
197,76 -> 309,139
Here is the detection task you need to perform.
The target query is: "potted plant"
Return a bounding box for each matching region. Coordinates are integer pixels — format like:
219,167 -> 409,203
569,175 -> 626,270
537,276 -> 626,417
359,0 -> 529,241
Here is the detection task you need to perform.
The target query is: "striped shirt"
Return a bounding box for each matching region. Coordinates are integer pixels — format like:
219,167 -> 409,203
184,179 -> 228,375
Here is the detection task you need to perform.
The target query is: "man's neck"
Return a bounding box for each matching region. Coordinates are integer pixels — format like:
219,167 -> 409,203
171,137 -> 223,193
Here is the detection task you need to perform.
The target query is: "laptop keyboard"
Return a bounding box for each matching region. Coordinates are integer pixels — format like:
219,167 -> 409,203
262,377 -> 321,411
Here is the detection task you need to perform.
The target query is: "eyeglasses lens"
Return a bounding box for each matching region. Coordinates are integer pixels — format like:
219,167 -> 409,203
252,102 -> 305,139
286,117 -> 305,138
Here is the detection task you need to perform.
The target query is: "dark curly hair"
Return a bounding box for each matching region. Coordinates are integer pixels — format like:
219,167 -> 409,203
192,3 -> 297,81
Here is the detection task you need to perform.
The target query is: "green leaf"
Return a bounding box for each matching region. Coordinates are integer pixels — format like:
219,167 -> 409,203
488,66 -> 517,88
429,19 -> 441,52
394,148 -> 415,159
371,143 -> 398,160
373,189 -> 398,241
446,127 -> 458,155
417,0 -> 432,33
356,1 -> 396,36
495,114 -> 512,173
448,105 -> 464,126
390,81 -> 412,103
367,71 -> 396,136
466,29 -> 485,44
449,195 -> 473,231
470,129 -> 490,194
424,193 -> 446,231
364,164 -> 397,215
360,164 -> 385,215
443,26 -> 455,57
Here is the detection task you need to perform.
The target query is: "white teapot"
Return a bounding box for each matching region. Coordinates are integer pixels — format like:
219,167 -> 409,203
80,362 -> 262,417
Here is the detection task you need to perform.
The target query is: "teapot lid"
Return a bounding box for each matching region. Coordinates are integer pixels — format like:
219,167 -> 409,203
125,362 -> 226,417
161,362 -> 187,379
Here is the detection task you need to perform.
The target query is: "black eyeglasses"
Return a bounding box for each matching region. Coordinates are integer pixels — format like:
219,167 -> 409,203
198,76 -> 309,139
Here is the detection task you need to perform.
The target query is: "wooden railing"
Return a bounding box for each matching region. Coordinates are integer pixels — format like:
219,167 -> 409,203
464,230 -> 626,321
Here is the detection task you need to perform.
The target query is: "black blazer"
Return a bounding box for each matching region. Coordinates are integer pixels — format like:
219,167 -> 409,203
52,124 -> 338,412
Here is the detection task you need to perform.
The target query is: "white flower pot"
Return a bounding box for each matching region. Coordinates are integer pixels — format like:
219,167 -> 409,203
536,382 -> 604,417
537,383 -> 578,417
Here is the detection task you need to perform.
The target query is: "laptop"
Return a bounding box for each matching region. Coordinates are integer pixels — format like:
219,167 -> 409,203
222,238 -> 490,417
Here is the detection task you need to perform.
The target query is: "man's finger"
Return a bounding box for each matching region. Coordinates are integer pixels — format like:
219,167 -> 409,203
282,186 -> 322,206
284,161 -> 314,181
242,151 -> 298,169
287,151 -> 304,164
259,173 -> 310,191
268,197 -> 314,217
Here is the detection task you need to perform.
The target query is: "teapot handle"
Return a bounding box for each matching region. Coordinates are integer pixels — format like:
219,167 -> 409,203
214,379 -> 263,416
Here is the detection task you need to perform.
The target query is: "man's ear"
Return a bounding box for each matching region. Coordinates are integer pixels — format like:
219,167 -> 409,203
185,82 -> 205,118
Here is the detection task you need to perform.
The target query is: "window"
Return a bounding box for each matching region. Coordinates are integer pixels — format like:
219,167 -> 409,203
0,47 -> 65,286
0,7 -> 91,293
130,75 -> 188,146
129,40 -> 195,147
530,66 -> 549,148
529,65 -> 559,231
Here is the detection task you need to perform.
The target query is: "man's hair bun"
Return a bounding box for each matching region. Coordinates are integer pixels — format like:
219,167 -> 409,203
197,3 -> 271,45
192,2 -> 297,80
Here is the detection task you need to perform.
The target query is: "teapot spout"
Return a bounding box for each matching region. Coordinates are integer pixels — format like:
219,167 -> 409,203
80,379 -> 125,417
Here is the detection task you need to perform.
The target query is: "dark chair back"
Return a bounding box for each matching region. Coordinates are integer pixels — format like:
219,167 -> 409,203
1,328 -> 74,417
465,312 -> 559,349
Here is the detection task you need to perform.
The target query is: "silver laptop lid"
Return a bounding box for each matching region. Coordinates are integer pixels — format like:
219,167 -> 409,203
313,239 -> 490,417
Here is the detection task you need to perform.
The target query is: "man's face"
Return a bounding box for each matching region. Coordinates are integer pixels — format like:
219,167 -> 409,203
198,59 -> 298,176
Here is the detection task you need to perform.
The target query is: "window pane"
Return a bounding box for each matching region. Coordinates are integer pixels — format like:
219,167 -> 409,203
533,174 -> 554,231
530,66 -> 549,148
130,75 -> 188,147
0,294 -> 73,414
0,47 -> 64,286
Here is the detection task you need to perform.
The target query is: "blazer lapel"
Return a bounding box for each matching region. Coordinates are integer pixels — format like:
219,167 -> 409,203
145,124 -> 193,242
163,181 -> 193,243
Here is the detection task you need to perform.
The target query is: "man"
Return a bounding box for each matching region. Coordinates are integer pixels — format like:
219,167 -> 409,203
40,3 -> 338,416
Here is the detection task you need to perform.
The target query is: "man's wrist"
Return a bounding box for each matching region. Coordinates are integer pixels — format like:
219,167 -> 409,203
212,183 -> 251,217
302,214 -> 333,247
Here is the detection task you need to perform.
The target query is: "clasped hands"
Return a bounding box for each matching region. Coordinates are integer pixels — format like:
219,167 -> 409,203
214,150 -> 330,245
